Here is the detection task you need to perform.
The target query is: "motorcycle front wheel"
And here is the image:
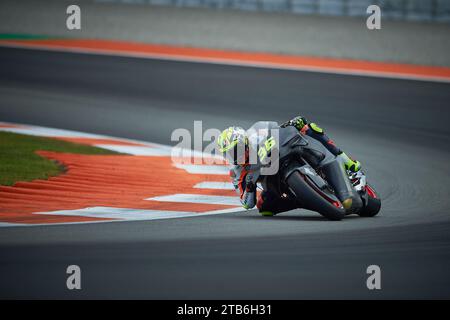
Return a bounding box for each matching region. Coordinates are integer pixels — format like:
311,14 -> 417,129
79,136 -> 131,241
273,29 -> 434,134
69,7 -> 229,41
358,184 -> 381,217
286,171 -> 346,221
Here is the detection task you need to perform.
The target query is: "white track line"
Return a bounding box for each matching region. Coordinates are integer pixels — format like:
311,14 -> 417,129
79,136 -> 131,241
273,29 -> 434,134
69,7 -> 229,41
28,206 -> 244,224
194,182 -> 235,190
0,222 -> 24,227
147,194 -> 241,206
0,121 -> 172,149
173,163 -> 229,175
94,144 -> 172,156
0,126 -> 108,138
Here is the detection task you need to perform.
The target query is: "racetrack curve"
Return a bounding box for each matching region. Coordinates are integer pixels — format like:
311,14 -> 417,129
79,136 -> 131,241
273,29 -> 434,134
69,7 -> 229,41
0,47 -> 449,299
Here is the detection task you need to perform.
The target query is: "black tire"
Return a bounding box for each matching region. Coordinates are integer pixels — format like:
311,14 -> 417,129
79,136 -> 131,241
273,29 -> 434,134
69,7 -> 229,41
358,194 -> 381,217
286,171 -> 346,221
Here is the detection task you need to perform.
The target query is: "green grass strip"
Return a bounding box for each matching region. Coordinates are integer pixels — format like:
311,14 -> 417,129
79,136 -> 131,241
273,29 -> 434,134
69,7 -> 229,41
0,33 -> 64,40
0,131 -> 120,186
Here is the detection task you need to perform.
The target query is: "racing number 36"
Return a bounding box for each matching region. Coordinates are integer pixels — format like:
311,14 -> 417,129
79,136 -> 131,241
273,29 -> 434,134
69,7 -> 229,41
258,137 -> 276,161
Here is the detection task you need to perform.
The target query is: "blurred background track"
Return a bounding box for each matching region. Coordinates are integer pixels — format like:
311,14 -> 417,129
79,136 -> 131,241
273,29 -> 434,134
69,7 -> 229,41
1,0 -> 450,66
0,47 -> 449,298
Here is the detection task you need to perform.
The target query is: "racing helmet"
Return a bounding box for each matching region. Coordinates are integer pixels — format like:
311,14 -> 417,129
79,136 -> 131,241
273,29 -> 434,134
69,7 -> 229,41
217,126 -> 248,165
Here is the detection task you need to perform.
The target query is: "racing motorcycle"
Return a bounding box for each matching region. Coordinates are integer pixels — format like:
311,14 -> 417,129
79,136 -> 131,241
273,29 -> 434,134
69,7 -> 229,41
249,121 -> 381,221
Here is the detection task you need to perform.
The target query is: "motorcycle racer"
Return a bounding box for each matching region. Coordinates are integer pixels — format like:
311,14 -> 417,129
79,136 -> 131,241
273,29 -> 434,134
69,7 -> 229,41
217,117 -> 361,216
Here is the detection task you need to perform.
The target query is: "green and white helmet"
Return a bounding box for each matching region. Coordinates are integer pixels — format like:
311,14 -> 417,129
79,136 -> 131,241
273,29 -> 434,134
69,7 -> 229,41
217,126 -> 248,165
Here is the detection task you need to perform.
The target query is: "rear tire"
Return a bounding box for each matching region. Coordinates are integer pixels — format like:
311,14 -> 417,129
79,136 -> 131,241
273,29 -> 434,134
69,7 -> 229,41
287,172 -> 346,221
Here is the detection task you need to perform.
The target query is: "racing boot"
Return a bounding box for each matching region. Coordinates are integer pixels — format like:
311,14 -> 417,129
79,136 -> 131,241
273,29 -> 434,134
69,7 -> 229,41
338,152 -> 361,173
336,152 -> 364,213
321,159 -> 355,211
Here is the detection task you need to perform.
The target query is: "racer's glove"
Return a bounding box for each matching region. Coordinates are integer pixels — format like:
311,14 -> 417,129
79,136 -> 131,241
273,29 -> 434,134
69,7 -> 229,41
241,174 -> 257,209
284,116 -> 308,130
245,174 -> 257,192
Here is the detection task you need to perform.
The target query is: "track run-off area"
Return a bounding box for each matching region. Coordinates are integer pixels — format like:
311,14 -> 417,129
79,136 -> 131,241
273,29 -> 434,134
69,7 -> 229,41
0,41 -> 449,298
0,122 -> 241,225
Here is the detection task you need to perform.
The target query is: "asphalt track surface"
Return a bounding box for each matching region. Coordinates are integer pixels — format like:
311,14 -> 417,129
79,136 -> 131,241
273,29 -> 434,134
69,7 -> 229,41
0,47 -> 450,299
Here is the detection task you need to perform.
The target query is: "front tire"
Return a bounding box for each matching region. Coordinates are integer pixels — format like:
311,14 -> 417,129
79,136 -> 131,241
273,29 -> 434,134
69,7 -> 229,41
358,185 -> 381,217
286,171 -> 346,221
